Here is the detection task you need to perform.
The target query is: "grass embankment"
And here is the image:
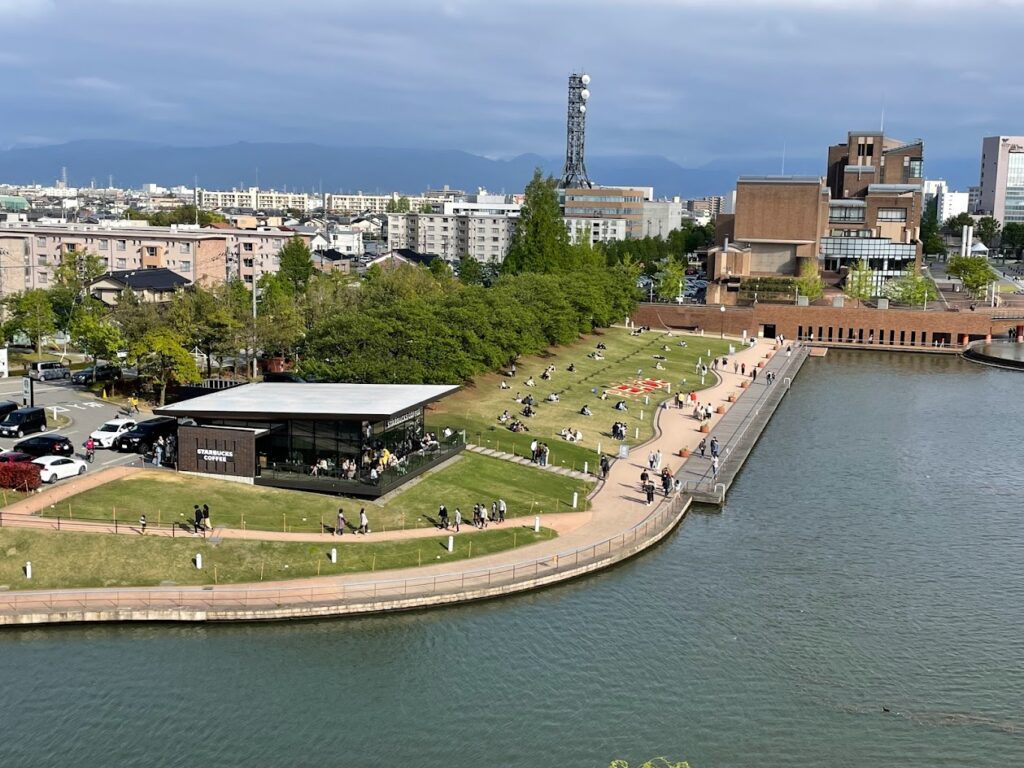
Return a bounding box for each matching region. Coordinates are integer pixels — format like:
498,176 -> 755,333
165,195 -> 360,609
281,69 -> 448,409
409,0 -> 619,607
428,326 -> 731,467
0,525 -> 556,590
41,453 -> 588,533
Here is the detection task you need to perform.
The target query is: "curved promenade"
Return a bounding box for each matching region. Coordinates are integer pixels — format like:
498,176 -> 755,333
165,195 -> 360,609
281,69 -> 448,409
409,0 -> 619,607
0,333 -> 790,626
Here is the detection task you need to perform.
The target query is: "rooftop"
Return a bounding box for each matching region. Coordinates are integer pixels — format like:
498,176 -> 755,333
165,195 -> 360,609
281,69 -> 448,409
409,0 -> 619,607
155,383 -> 460,420
737,176 -> 822,184
91,268 -> 189,292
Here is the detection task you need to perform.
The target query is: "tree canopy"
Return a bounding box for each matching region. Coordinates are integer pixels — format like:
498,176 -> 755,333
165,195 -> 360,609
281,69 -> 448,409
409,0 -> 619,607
126,205 -> 226,227
502,170 -> 571,274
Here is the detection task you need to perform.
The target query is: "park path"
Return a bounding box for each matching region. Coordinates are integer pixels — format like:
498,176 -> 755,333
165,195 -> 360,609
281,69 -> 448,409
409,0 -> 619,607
0,331 -> 783,618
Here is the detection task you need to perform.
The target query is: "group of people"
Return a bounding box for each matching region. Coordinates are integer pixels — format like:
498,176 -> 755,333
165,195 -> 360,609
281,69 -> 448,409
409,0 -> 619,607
334,507 -> 370,535
436,500 -> 507,531
558,427 -> 584,443
638,466 -> 678,504
191,504 -> 212,535
692,402 -> 716,423
529,440 -> 551,466
610,421 -> 629,440
697,436 -> 722,479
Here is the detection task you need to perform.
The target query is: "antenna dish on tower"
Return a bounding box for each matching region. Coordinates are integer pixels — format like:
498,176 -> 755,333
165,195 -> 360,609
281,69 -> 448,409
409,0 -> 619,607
581,74 -> 590,85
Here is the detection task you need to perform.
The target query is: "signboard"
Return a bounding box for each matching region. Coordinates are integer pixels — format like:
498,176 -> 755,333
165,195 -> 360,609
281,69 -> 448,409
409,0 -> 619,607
196,448 -> 234,463
385,409 -> 419,430
22,376 -> 32,405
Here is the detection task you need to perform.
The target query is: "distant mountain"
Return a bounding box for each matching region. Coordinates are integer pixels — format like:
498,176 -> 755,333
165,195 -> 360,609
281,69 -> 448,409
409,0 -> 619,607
0,140 -> 979,198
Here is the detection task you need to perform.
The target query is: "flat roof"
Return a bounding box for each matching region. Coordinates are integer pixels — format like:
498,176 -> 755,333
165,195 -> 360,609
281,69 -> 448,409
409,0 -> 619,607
155,383 -> 459,421
737,175 -> 821,184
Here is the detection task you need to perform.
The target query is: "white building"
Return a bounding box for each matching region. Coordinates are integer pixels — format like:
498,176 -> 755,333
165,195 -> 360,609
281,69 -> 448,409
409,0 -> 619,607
196,187 -> 315,213
935,184 -> 970,224
386,191 -> 521,262
641,200 -> 685,239
564,217 -> 627,246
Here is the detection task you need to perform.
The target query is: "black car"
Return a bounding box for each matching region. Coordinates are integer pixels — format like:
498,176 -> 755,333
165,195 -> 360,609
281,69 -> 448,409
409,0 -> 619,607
71,364 -> 122,385
115,416 -> 177,453
0,401 -> 19,420
14,434 -> 75,458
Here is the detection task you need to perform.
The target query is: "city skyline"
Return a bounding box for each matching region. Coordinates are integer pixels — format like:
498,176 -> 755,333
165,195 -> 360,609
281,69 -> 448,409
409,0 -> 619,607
2,0 -> 1023,174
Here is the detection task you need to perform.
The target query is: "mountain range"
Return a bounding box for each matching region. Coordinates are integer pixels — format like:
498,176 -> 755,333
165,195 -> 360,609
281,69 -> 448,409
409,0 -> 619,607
0,140 -> 979,198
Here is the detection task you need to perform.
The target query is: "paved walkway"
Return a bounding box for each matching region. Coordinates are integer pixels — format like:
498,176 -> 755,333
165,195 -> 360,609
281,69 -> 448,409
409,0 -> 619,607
0,332 -> 787,622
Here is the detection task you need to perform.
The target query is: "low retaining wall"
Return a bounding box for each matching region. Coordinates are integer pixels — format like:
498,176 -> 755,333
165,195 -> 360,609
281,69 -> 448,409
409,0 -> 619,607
0,495 -> 692,626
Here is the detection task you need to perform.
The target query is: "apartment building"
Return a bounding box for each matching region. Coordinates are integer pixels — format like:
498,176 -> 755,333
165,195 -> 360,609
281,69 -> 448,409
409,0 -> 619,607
386,192 -> 521,262
196,187 -> 314,213
561,186 -> 648,239
564,217 -> 627,246
935,183 -> 970,224
976,135 -> 1024,224
0,222 -> 309,296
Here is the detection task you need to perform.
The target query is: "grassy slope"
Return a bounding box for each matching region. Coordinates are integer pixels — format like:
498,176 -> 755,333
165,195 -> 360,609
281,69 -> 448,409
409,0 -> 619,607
42,452 -> 589,533
0,526 -> 555,590
427,326 -> 732,467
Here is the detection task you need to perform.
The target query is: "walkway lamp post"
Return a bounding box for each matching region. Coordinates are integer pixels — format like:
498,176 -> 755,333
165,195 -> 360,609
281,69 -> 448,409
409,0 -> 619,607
719,305 -> 726,338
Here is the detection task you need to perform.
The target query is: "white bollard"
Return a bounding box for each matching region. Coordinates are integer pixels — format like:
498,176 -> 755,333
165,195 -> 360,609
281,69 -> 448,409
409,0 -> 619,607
644,395 -> 649,405
640,410 -> 644,421
596,441 -> 601,455
666,382 -> 671,394
24,561 -> 31,580
634,427 -> 640,439
329,547 -> 337,563
572,492 -> 578,509
447,536 -> 454,553
700,375 -> 705,386
195,553 -> 202,570
583,461 -> 589,475
707,349 -> 711,357
534,516 -> 541,532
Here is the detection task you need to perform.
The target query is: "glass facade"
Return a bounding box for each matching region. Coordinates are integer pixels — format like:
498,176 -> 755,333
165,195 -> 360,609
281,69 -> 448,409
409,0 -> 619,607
1005,152 -> 1024,223
829,206 -> 865,223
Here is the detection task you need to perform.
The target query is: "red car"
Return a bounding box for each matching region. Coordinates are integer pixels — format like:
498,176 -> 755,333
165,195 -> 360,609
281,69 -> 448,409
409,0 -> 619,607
0,451 -> 36,464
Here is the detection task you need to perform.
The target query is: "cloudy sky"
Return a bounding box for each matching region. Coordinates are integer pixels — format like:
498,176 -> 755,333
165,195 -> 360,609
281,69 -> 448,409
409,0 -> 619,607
2,0 -> 1023,171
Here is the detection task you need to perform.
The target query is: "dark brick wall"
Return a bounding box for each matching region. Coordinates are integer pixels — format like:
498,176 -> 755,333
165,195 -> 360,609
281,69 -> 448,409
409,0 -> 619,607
177,425 -> 255,478
633,303 -> 1013,344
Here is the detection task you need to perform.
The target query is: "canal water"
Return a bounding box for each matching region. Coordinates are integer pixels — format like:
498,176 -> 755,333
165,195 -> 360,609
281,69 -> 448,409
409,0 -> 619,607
2,351 -> 1021,767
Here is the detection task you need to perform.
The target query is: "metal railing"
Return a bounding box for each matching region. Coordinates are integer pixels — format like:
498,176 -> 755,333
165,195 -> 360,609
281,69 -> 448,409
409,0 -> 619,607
0,492 -> 692,618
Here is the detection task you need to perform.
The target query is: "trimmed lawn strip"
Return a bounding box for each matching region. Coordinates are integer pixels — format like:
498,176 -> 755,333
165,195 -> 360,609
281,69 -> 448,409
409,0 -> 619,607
40,453 -> 589,533
427,327 -> 731,466
0,525 -> 556,590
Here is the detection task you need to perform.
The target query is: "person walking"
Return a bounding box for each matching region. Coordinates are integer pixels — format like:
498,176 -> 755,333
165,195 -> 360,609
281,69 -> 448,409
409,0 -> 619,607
154,436 -> 164,467
336,508 -> 346,536
711,455 -> 720,480
480,502 -> 489,528
648,451 -> 656,470
530,439 -> 539,463
698,438 -> 707,458
599,455 -> 610,479
358,508 -> 369,535
491,501 -> 498,524
498,498 -> 506,523
710,436 -> 720,458
438,504 -> 449,530
139,514 -> 147,535
661,469 -> 672,497
654,449 -> 662,469
741,363 -> 746,376
454,507 -> 461,532
193,505 -> 203,535
203,504 -> 211,532
752,368 -> 758,383
644,481 -> 656,506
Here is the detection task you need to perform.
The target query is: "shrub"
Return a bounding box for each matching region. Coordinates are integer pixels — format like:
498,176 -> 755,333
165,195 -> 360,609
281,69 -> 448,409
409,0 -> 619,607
0,462 -> 42,492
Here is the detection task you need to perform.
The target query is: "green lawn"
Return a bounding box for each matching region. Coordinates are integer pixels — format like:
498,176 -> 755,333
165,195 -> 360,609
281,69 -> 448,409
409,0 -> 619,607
427,326 -> 731,467
0,525 -> 556,590
42,452 -> 589,533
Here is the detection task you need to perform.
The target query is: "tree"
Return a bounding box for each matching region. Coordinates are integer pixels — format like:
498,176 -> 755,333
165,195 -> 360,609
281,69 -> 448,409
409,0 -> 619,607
109,288 -> 161,351
131,328 -> 200,406
883,273 -> 937,306
947,255 -> 994,293
920,198 -> 947,256
419,202 -> 434,214
458,255 -> 484,286
167,286 -> 239,376
428,257 -> 453,282
502,169 -> 570,274
50,249 -> 107,332
944,212 -> 974,237
975,216 -> 1002,248
795,260 -> 824,302
277,236 -> 314,293
127,205 -> 226,227
385,197 -> 410,213
1002,222 -> 1024,259
8,290 -> 56,356
655,256 -> 686,300
844,260 -> 875,305
70,310 -> 125,382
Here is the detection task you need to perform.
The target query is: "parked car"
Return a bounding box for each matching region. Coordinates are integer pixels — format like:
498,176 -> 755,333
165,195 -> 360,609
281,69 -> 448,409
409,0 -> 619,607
33,455 -> 87,483
14,434 -> 75,458
89,418 -> 137,449
0,451 -> 36,465
115,417 -> 178,453
0,401 -> 20,420
28,361 -> 70,381
71,364 -> 122,385
0,407 -> 48,438
263,371 -> 305,383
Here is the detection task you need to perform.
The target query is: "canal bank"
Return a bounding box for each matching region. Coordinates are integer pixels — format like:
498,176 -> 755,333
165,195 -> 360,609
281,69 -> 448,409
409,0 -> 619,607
0,333 -> 785,625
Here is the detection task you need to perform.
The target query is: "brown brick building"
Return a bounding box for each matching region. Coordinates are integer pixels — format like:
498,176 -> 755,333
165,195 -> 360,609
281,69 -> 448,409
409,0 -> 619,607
710,131 -> 925,293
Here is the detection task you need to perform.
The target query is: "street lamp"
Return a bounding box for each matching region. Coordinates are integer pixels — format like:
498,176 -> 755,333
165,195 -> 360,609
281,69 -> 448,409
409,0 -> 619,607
719,305 -> 726,338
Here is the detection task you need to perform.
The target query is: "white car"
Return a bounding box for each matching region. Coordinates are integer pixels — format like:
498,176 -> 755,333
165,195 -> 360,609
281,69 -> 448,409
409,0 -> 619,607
89,418 -> 137,449
33,455 -> 88,484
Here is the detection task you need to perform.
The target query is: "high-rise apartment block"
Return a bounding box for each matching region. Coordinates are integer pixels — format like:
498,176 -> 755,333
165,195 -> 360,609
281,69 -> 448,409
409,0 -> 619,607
386,193 -> 520,263
976,135 -> 1024,224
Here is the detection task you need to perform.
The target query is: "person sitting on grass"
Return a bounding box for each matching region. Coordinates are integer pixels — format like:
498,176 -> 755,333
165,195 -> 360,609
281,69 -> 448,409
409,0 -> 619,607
522,404 -> 535,418
500,380 -> 510,389
567,363 -> 576,373
588,351 -> 604,360
655,361 -> 665,370
498,409 -> 510,423
614,400 -> 628,411
580,404 -> 592,416
514,392 -> 523,403
547,392 -> 560,402
597,342 -> 607,350
525,377 -> 536,387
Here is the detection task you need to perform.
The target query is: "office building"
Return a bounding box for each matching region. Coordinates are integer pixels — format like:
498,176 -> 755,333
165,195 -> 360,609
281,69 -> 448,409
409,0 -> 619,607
976,135 -> 1024,224
386,192 -> 521,263
935,184 -> 970,225
561,186 -> 648,239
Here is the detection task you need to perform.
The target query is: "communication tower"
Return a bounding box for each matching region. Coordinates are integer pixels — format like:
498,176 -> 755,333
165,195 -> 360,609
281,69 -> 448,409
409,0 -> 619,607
559,73 -> 592,188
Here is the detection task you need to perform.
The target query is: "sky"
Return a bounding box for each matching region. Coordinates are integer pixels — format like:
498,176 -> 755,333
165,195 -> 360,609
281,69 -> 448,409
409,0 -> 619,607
2,0 -> 1024,171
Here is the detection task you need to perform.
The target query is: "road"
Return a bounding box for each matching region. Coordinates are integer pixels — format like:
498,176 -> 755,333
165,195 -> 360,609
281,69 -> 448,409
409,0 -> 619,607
0,377 -> 144,470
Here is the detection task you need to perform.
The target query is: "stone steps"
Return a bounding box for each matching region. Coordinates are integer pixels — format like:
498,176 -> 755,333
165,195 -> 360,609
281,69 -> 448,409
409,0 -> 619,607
466,445 -> 594,482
